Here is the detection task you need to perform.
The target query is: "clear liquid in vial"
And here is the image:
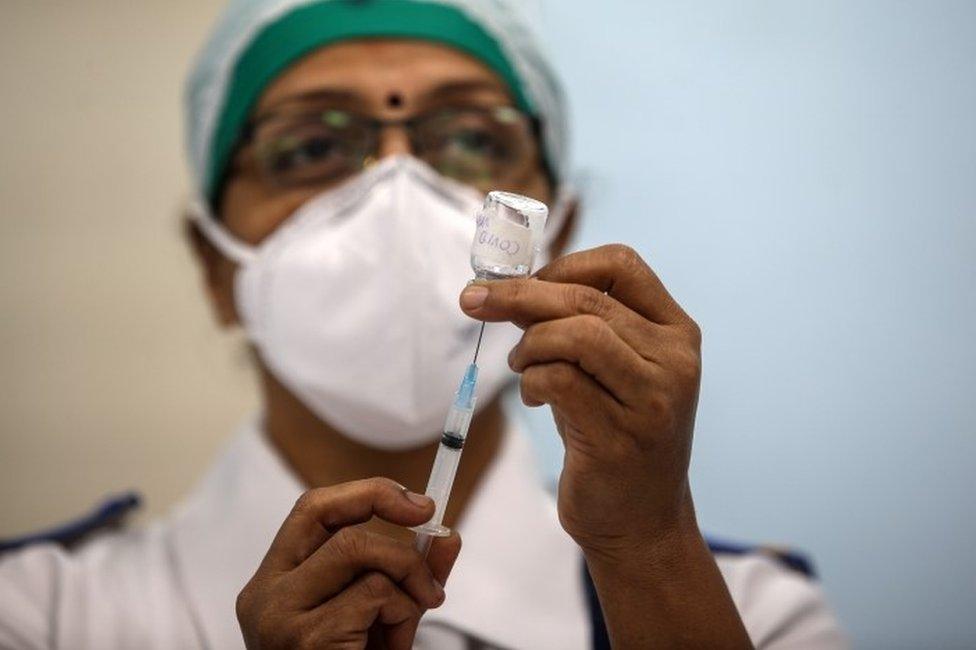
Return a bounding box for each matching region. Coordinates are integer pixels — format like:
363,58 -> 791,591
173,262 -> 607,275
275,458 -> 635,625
471,191 -> 549,279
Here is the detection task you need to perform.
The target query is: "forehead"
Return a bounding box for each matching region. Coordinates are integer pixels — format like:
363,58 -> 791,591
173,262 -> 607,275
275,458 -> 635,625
255,38 -> 513,112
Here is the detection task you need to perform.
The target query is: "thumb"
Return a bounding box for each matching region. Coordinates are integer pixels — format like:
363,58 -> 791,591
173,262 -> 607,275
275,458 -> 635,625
426,531 -> 462,588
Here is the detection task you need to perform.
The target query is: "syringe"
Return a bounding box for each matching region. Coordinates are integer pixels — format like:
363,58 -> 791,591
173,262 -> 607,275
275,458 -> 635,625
413,324 -> 484,555
413,191 -> 548,556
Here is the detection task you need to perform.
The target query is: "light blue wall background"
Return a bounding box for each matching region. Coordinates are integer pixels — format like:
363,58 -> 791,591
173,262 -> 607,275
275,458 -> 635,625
514,2 -> 976,648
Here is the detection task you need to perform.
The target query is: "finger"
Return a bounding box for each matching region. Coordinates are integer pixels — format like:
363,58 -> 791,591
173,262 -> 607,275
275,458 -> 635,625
536,244 -> 690,326
426,530 -> 462,587
288,526 -> 444,609
460,277 -> 659,356
510,315 -> 655,404
315,572 -> 422,650
520,361 -> 626,440
262,478 -> 434,572
381,615 -> 421,650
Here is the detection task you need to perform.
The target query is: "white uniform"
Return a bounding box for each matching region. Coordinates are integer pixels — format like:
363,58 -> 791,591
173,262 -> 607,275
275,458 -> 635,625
0,418 -> 847,649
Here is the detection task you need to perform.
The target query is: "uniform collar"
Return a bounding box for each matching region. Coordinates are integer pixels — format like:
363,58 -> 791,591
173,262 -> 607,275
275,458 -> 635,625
168,414 -> 588,650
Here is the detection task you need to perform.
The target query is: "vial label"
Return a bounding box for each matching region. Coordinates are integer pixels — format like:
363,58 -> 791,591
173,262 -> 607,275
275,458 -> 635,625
472,211 -> 534,270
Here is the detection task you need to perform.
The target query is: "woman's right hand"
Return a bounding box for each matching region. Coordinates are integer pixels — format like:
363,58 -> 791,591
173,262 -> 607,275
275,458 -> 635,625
235,477 -> 461,650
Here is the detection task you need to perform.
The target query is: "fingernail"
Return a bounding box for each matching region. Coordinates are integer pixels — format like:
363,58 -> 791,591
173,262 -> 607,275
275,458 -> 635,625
460,285 -> 488,310
432,580 -> 445,607
404,490 -> 431,508
507,344 -> 519,369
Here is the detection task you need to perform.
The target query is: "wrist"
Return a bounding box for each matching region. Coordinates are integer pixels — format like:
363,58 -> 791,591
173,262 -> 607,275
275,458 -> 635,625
582,513 -> 705,585
576,485 -> 702,572
580,506 -> 752,649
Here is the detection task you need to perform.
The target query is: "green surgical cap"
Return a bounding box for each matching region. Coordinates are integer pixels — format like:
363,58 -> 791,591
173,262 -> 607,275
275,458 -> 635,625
185,0 -> 568,204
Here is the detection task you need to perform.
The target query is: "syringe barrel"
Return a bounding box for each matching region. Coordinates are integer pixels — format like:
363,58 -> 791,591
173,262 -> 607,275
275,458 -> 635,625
413,399 -> 477,555
425,399 -> 475,524
444,403 -> 475,440
422,441 -> 463,530
413,339 -> 487,554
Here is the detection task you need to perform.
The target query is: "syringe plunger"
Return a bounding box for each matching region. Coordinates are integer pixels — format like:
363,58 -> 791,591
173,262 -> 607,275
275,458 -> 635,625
413,363 -> 479,555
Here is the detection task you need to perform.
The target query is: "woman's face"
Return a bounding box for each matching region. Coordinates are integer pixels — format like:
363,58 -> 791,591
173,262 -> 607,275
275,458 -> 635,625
197,39 -> 553,326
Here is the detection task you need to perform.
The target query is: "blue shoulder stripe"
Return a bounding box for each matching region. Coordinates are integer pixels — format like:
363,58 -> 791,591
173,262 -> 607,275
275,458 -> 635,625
0,492 -> 141,553
705,534 -> 817,579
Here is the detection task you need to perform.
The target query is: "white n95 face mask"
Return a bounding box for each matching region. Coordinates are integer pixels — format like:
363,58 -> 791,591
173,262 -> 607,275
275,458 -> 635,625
192,156 -> 566,450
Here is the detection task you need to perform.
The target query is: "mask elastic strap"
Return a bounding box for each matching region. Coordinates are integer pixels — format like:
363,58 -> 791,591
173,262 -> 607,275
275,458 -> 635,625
187,197 -> 258,266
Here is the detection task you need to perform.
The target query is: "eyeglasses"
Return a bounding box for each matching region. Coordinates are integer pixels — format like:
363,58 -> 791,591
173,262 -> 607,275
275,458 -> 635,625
233,104 -> 542,193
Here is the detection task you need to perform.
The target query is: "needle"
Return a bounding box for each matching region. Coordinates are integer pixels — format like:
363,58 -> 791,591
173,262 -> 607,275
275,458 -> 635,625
471,321 -> 486,365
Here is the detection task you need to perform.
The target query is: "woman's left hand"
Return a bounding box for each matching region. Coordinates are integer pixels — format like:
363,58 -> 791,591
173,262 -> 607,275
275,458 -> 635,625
459,244 -> 703,556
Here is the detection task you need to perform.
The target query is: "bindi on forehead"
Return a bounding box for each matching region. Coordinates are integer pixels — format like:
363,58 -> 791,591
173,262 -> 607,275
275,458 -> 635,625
385,91 -> 404,108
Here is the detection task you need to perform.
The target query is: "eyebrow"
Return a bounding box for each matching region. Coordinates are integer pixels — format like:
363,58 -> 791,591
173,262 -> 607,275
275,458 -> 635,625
420,79 -> 512,104
253,88 -> 361,121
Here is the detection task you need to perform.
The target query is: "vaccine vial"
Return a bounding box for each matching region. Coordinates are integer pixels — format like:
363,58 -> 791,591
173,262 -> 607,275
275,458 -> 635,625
471,191 -> 549,279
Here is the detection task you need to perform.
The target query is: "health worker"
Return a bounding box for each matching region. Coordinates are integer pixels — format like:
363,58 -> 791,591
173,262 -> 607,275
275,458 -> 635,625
0,1 -> 847,648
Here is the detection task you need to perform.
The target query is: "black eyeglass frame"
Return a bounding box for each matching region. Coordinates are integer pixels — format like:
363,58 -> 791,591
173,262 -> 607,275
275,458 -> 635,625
219,103 -> 551,200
